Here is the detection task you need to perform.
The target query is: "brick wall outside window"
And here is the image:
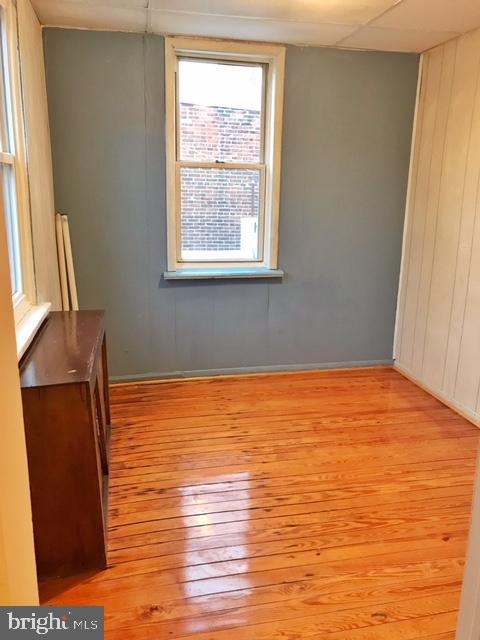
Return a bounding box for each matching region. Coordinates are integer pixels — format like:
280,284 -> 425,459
180,102 -> 262,253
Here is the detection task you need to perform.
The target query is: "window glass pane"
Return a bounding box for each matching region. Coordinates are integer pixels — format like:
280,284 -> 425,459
2,164 -> 21,294
0,15 -> 10,152
178,59 -> 263,163
180,167 -> 261,261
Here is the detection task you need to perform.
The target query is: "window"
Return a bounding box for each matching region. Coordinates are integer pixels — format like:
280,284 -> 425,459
0,0 -> 49,356
165,37 -> 285,278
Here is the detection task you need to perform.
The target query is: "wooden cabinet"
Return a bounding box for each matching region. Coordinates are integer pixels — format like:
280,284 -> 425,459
19,311 -> 111,579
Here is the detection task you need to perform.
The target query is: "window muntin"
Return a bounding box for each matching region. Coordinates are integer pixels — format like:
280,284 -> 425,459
165,37 -> 285,274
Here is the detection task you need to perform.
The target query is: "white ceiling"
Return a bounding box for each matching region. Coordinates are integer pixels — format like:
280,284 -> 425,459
31,0 -> 480,53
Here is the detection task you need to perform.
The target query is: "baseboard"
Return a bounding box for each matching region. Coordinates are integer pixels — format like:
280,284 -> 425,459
110,359 -> 394,385
394,362 -> 480,429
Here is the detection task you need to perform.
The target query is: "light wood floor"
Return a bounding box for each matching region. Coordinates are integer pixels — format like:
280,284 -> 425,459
41,367 -> 480,639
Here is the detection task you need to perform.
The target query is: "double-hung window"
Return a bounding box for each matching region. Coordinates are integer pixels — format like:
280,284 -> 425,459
165,37 -> 285,279
0,0 -> 49,356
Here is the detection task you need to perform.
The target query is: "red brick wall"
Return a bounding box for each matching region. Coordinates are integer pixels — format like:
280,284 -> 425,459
180,102 -> 261,253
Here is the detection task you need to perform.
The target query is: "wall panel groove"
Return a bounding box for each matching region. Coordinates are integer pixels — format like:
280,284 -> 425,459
395,27 -> 480,425
415,43 -> 455,377
394,53 -> 428,362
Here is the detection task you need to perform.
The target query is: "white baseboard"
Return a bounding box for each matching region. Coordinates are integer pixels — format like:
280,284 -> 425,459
394,362 -> 480,429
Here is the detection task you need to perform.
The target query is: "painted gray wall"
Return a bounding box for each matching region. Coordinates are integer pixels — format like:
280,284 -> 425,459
43,29 -> 419,379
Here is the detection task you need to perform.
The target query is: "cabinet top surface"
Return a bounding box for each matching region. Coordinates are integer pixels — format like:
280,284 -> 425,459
20,311 -> 105,388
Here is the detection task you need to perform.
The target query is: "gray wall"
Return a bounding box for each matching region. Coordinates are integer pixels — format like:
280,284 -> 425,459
43,29 -> 419,380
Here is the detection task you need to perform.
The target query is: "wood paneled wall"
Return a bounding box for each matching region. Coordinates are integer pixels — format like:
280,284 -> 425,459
395,27 -> 480,425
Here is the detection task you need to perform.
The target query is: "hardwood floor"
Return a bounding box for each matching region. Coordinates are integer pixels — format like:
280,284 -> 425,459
40,367 -> 479,639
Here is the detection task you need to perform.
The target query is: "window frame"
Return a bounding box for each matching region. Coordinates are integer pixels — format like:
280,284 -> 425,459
165,36 -> 285,276
0,0 -> 49,356
0,0 -> 35,320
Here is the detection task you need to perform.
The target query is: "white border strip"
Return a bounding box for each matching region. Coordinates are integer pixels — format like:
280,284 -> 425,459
16,302 -> 50,359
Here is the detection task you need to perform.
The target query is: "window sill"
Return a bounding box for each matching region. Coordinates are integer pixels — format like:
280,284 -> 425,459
16,302 -> 51,360
163,268 -> 285,281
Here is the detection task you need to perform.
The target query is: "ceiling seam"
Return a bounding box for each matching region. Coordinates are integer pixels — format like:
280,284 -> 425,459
334,0 -> 408,46
145,8 -> 389,29
34,0 -> 474,51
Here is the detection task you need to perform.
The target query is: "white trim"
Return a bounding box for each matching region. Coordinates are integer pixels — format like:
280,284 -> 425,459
165,36 -> 177,272
61,214 -> 78,310
12,290 -> 30,323
55,211 -> 69,310
393,54 -> 423,359
0,150 -> 13,164
0,0 -> 38,333
163,267 -> 284,280
4,0 -> 35,306
15,301 -> 49,359
394,362 -> 480,429
178,160 -> 264,170
165,35 -> 285,274
17,0 -> 62,309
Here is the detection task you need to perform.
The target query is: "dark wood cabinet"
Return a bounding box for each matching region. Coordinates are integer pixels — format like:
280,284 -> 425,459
19,311 -> 111,579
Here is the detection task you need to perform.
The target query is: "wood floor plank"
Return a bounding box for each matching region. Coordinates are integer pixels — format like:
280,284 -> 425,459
106,594 -> 460,639
109,484 -> 473,526
103,574 -> 462,635
40,368 -> 479,639
100,530 -> 467,583
109,472 -> 475,514
108,518 -> 470,564
42,549 -> 465,607
109,458 -> 476,503
108,503 -> 470,552
109,424 -> 470,465
108,440 -> 477,488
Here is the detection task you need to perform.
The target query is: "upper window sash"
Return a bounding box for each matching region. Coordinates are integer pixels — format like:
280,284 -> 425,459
176,57 -> 267,166
165,36 -> 285,274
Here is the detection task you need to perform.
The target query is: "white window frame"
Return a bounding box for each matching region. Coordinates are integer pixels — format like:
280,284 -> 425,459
165,36 -> 285,276
0,0 -> 49,356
